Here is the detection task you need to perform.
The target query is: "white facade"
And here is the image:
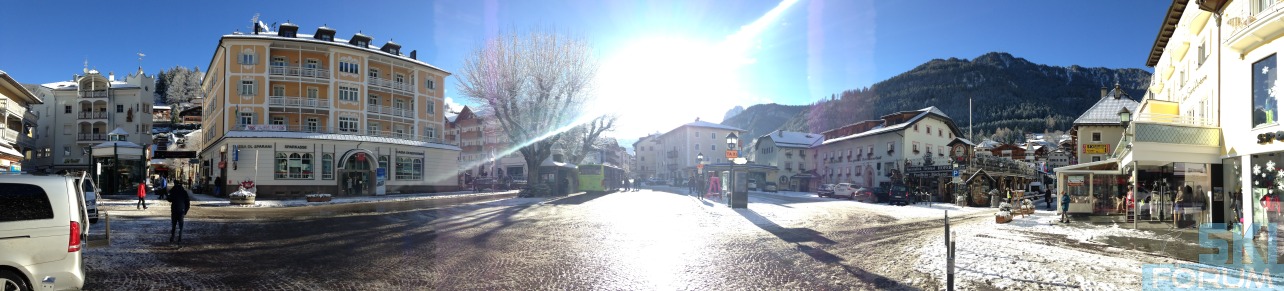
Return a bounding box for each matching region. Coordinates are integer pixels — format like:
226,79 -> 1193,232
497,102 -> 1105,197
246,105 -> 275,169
29,69 -> 155,173
655,120 -> 744,184
632,134 -> 659,180
750,130 -> 821,191
814,107 -> 962,188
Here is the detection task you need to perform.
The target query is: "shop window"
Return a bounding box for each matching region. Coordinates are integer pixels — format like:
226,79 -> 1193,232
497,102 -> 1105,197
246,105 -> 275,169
322,154 -> 334,180
396,157 -> 423,180
379,155 -> 389,170
1252,54 -> 1278,128
275,153 -> 313,179
1092,132 -> 1101,142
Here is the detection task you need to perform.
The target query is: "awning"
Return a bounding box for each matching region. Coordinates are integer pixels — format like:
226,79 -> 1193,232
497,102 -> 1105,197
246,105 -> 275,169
539,156 -> 578,169
0,145 -> 22,158
790,173 -> 816,179
1052,158 -> 1121,175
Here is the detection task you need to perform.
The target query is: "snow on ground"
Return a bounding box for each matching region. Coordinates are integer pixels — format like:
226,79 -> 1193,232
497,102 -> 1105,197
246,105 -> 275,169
912,211 -> 1284,290
100,190 -> 518,208
757,190 -> 992,220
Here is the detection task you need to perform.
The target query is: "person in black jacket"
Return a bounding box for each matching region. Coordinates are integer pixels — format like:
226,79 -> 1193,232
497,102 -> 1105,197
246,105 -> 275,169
167,181 -> 191,243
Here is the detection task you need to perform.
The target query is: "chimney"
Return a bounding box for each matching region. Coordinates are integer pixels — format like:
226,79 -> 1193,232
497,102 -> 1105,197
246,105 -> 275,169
1113,83 -> 1123,99
410,50 -> 417,60
778,130 -> 783,137
1100,86 -> 1107,98
253,21 -> 260,34
109,72 -> 115,81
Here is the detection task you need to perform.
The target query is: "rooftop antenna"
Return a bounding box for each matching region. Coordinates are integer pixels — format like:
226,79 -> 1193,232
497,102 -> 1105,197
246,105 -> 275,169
137,52 -> 145,70
83,58 -> 89,74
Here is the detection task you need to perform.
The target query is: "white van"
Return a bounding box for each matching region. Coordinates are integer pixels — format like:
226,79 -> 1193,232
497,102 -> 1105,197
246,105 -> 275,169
0,174 -> 90,290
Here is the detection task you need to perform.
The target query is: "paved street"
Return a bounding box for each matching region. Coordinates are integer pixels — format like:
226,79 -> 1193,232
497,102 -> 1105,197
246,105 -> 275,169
84,188 -> 988,290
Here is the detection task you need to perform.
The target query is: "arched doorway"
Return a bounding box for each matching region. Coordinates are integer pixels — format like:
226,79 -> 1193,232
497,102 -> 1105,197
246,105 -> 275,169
339,151 -> 376,196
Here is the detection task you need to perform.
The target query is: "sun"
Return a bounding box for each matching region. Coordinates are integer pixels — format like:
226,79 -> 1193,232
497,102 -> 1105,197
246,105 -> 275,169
597,37 -> 750,138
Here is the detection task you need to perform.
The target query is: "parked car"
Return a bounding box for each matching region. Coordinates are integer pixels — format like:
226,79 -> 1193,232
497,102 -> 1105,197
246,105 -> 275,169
833,183 -> 856,199
888,184 -> 912,205
747,180 -> 757,191
763,182 -> 778,192
0,174 -> 90,291
871,187 -> 889,203
78,179 -> 99,224
853,187 -> 875,202
817,184 -> 836,198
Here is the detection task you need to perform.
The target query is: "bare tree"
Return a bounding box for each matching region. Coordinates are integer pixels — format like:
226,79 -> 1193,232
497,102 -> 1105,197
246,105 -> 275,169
456,30 -> 599,194
559,115 -> 619,165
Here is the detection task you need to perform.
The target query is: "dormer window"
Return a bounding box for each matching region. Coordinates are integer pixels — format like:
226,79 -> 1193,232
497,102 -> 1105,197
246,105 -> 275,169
355,40 -> 368,47
389,48 -> 399,54
320,34 -> 333,41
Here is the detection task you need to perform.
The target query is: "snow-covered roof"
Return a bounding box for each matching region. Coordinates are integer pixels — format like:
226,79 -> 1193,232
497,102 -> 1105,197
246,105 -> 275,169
684,120 -> 743,132
1074,87 -> 1138,125
0,145 -> 22,158
949,137 -> 975,146
154,105 -> 171,110
822,106 -> 957,145
224,130 -> 461,151
92,140 -> 143,149
221,33 -> 450,75
41,80 -> 140,90
758,130 -> 822,148
975,139 -> 1003,149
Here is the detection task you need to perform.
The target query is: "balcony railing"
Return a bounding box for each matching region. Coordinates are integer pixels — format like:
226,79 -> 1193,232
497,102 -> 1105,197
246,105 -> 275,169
269,96 -> 331,109
366,104 -> 413,118
1225,0 -> 1284,53
78,133 -> 106,141
1135,113 -> 1214,127
78,111 -> 108,119
1,128 -> 16,144
269,65 -> 330,79
231,124 -> 454,145
367,77 -> 415,92
79,91 -> 109,99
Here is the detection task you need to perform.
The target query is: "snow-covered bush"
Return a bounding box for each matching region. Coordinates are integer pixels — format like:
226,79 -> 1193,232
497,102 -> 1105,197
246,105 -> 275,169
229,189 -> 256,198
998,201 -> 1012,212
305,193 -> 332,198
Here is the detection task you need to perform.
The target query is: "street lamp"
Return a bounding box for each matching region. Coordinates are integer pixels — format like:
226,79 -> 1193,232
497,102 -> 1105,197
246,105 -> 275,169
726,132 -> 738,203
1118,107 -> 1132,127
696,153 -> 704,198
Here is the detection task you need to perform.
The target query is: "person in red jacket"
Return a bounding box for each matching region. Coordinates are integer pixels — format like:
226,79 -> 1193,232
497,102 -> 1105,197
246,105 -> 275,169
136,180 -> 148,210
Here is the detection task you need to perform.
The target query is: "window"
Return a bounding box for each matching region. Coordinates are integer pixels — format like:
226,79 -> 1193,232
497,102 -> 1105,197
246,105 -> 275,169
395,74 -> 405,84
427,100 -> 436,114
64,105 -> 72,113
938,129 -> 943,137
339,61 -> 360,74
913,142 -> 920,153
396,157 -> 423,180
323,154 -> 333,179
711,133 -> 715,139
305,59 -> 320,69
425,78 -> 436,90
320,34 -> 333,41
239,52 -> 256,65
710,145 -> 715,150
695,143 -> 700,149
238,112 -> 253,126
939,146 -> 945,156
696,131 -> 701,138
368,94 -> 380,106
394,99 -> 405,110
271,56 -> 286,67
1092,156 -> 1102,162
379,155 -> 390,170
115,105 -> 123,113
338,85 -> 359,102
271,116 -> 285,125
369,68 -> 379,79
368,122 -> 380,135
926,126 -> 931,134
274,153 -> 313,179
272,85 -> 285,97
426,127 -> 436,139
307,87 -> 318,99
240,80 -> 255,96
1197,40 -> 1207,67
0,183 -> 53,222
1252,54 -> 1278,128
305,118 -> 319,132
887,142 -> 895,152
339,117 -> 358,133
914,124 -> 919,132
355,40 -> 368,47
1091,132 -> 1101,142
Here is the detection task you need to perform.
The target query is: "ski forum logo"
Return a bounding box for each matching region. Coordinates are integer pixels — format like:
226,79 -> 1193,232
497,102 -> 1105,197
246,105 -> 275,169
1142,223 -> 1281,289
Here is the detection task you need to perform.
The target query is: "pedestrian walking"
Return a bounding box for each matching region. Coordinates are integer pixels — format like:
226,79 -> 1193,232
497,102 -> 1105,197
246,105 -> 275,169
167,181 -> 191,243
1043,189 -> 1053,210
156,176 -> 169,200
1060,191 -> 1072,223
136,180 -> 148,210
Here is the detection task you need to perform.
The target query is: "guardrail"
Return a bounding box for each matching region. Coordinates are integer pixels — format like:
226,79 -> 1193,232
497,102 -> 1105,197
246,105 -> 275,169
269,65 -> 330,79
268,96 -> 331,109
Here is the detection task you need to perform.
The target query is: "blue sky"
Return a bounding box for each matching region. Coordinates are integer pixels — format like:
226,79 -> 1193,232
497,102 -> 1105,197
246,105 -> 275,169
0,0 -> 1171,142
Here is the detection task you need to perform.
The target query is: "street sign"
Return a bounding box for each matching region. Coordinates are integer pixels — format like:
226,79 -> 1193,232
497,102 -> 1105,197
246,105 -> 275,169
725,150 -> 737,159
952,170 -> 960,177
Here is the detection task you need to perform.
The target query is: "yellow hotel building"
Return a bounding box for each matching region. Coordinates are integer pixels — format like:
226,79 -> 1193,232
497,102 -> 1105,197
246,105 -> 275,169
199,22 -> 459,197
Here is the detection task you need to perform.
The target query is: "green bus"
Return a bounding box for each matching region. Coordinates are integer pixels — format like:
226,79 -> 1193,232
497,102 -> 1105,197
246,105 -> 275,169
577,164 -> 624,193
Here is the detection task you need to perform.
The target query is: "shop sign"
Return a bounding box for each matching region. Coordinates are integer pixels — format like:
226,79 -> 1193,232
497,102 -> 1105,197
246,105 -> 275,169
243,124 -> 287,131
1082,144 -> 1109,155
280,144 -> 309,151
1256,131 -> 1284,144
1067,175 -> 1085,186
396,150 -> 424,156
907,165 -> 952,172
63,158 -> 82,164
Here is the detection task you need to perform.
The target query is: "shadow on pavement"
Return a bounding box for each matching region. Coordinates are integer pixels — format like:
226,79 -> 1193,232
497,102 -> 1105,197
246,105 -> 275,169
736,209 -> 835,245
545,192 -> 611,205
735,209 -> 920,289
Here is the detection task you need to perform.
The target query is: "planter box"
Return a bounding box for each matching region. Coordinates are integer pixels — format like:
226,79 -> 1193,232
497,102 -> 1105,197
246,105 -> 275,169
306,196 -> 332,202
230,196 -> 256,205
995,215 -> 1012,224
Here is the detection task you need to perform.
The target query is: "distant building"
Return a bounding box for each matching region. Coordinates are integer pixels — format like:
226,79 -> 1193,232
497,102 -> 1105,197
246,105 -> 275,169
28,68 -> 154,176
450,106 -> 526,184
655,118 -> 744,184
0,70 -> 42,173
813,107 -> 962,197
632,134 -> 659,181
1070,84 -> 1138,164
750,130 -> 822,191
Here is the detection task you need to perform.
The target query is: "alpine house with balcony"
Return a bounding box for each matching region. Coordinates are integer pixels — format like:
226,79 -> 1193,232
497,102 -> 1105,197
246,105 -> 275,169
0,70 -> 43,172
28,68 -> 153,174
198,20 -> 459,197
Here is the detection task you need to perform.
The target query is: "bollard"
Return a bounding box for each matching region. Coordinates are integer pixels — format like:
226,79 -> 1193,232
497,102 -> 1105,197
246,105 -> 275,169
104,211 -> 110,246
948,232 -> 956,291
944,211 -> 950,248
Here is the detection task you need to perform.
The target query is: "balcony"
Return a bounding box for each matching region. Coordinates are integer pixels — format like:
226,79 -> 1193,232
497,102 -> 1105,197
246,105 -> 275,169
0,101 -> 36,122
1224,0 -> 1284,54
269,96 -> 331,109
269,65 -> 330,79
1114,114 -> 1221,166
78,133 -> 107,141
367,77 -> 414,93
230,124 -> 455,145
79,91 -> 109,99
1,128 -> 16,144
365,104 -> 414,118
78,111 -> 109,119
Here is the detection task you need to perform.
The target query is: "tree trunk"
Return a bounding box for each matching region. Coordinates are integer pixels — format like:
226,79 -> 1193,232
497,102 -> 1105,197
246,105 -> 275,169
525,156 -> 543,194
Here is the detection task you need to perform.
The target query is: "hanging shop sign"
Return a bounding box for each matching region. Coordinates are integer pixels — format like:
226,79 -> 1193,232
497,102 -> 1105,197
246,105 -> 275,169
1082,144 -> 1110,155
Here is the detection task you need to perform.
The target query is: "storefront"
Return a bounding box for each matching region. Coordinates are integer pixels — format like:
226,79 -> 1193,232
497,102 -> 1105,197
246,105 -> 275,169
199,133 -> 461,199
